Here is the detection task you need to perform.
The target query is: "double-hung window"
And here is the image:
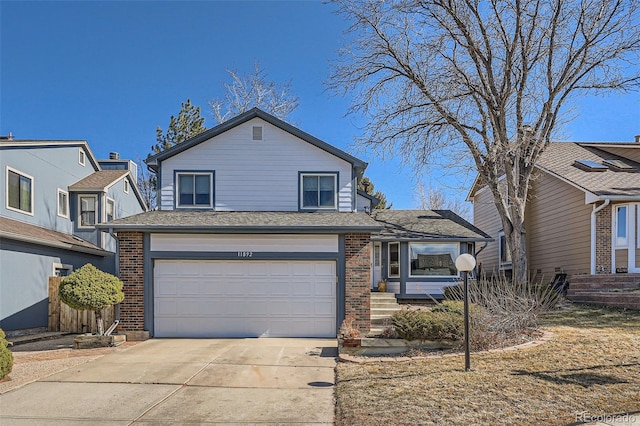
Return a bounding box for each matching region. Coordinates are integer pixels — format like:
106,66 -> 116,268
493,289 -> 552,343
498,231 -> 512,268
6,167 -> 34,215
57,189 -> 69,218
300,173 -> 337,210
106,198 -> 115,222
79,195 -> 97,227
177,172 -> 213,208
388,242 -> 400,278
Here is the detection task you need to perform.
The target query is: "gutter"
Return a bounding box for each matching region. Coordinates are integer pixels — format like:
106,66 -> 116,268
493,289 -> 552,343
590,199 -> 610,274
0,231 -> 113,257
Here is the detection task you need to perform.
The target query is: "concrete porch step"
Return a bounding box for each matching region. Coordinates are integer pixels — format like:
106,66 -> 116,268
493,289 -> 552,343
371,301 -> 402,309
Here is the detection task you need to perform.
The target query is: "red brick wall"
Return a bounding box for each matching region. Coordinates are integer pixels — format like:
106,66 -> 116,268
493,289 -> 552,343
117,232 -> 145,331
345,233 -> 371,333
595,205 -> 612,273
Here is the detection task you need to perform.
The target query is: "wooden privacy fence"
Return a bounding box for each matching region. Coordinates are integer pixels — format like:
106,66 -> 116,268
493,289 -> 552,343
48,277 -> 116,333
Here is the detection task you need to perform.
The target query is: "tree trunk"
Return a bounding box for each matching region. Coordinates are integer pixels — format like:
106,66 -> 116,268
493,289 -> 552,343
95,310 -> 104,336
507,220 -> 528,284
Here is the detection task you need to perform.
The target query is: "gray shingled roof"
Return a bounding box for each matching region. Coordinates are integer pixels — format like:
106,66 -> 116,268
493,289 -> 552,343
69,170 -> 129,191
0,217 -> 111,256
99,210 -> 383,232
536,142 -> 640,198
371,210 -> 492,241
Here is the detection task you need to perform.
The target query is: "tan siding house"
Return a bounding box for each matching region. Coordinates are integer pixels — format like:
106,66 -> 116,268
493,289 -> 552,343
469,139 -> 640,281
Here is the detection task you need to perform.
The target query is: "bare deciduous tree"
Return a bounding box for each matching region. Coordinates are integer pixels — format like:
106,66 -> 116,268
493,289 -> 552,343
415,181 -> 471,220
330,0 -> 640,282
210,62 -> 299,123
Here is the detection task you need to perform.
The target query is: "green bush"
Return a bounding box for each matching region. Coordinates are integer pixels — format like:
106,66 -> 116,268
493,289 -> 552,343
391,308 -> 463,342
59,264 -> 124,335
431,300 -> 465,315
0,328 -> 13,379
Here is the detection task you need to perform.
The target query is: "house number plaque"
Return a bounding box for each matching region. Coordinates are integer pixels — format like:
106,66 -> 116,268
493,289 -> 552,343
237,251 -> 253,258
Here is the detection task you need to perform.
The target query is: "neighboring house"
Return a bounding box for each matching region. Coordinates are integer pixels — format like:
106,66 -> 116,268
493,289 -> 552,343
0,138 -> 146,331
469,138 -> 640,281
100,108 -> 491,339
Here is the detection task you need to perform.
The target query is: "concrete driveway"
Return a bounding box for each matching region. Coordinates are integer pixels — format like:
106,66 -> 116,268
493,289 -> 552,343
0,338 -> 337,425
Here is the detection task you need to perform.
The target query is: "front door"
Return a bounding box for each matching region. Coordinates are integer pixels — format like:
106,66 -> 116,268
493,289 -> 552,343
372,242 -> 382,288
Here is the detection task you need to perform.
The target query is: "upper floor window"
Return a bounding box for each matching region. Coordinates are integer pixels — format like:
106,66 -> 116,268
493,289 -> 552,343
123,178 -> 129,194
6,167 -> 34,215
79,195 -> 97,227
106,198 -> 115,222
177,172 -> 213,208
616,205 -> 628,247
57,189 -> 69,218
388,242 -> 400,278
300,173 -> 337,210
79,149 -> 86,166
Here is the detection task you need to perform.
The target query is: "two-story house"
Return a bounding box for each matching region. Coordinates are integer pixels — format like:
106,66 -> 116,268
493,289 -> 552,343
101,108 -> 491,339
469,139 -> 640,281
0,138 -> 147,332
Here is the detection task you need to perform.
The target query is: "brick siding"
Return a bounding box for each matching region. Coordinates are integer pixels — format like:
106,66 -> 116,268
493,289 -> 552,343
117,232 -> 145,331
345,233 -> 371,333
595,205 -> 612,273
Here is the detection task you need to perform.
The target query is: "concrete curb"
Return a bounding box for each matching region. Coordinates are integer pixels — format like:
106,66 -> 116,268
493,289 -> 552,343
338,330 -> 554,364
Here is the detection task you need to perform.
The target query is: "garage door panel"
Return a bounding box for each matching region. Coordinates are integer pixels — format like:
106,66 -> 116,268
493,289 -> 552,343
154,259 -> 336,338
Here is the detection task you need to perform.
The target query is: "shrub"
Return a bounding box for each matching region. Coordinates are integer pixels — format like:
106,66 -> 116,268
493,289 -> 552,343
59,264 -> 125,335
392,308 -> 463,342
443,284 -> 463,300
0,328 -> 13,380
431,300 -> 464,315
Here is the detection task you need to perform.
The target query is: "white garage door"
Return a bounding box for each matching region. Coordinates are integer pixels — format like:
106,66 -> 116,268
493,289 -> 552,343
154,259 -> 337,338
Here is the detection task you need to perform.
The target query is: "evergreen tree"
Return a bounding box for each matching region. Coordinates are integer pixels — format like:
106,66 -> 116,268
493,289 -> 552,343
358,176 -> 391,209
152,99 -> 206,153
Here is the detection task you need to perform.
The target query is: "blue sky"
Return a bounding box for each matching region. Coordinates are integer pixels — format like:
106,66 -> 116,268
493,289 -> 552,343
2,1 -> 638,210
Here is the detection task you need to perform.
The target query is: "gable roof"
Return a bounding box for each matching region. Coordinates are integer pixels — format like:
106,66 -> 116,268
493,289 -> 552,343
0,217 -> 112,257
371,209 -> 492,241
69,170 -> 129,191
535,142 -> 640,201
0,139 -> 101,171
467,141 -> 640,202
145,108 -> 368,174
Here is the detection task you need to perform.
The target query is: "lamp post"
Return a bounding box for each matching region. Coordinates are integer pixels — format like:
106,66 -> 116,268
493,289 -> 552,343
455,253 -> 476,372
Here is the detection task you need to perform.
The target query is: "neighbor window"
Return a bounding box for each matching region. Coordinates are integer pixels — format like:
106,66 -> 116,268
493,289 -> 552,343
616,205 -> 628,247
57,189 -> 69,218
498,231 -> 512,268
123,179 -> 129,194
6,167 -> 34,214
177,172 -> 213,208
79,195 -> 97,227
79,149 -> 86,166
388,242 -> 400,278
106,198 -> 115,222
409,243 -> 459,276
301,174 -> 337,209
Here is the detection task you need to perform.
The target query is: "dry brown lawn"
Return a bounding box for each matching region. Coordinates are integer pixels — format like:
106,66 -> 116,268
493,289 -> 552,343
335,303 -> 640,425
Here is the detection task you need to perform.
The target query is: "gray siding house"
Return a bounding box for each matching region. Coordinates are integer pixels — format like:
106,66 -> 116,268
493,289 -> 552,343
101,108 -> 491,339
0,139 -> 146,332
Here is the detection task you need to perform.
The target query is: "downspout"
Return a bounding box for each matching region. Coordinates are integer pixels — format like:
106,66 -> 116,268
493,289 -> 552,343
591,199 -> 610,274
108,227 -> 121,322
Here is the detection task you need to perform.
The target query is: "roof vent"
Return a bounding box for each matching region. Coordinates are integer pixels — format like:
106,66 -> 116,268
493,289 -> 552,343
109,152 -> 120,160
573,160 -> 608,172
603,159 -> 637,172
252,126 -> 263,141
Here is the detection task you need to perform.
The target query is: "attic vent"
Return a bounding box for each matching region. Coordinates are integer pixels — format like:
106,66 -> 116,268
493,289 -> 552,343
573,159 -> 608,172
602,159 -> 637,172
252,126 -> 263,141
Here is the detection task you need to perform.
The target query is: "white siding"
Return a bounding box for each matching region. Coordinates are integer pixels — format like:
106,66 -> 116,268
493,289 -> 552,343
405,282 -> 451,295
160,118 -> 354,211
150,234 -> 339,253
